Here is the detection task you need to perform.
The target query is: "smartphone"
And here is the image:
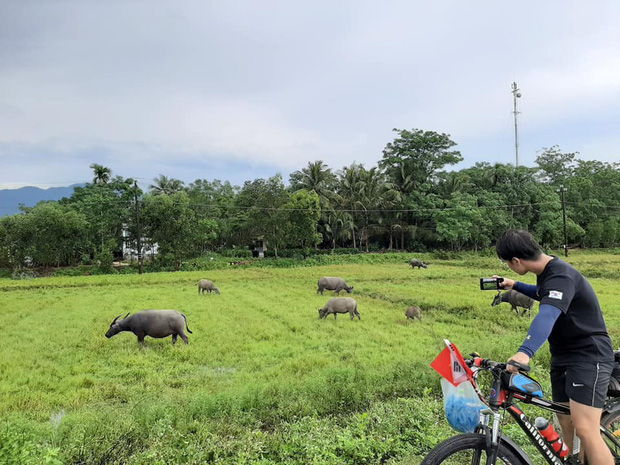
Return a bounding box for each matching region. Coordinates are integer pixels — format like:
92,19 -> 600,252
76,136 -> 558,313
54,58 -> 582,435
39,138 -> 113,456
480,277 -> 504,291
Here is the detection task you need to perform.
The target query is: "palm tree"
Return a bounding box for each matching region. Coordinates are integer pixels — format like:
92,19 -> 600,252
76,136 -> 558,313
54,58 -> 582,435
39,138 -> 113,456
90,163 -> 112,185
149,175 -> 185,195
289,160 -> 341,208
435,171 -> 470,197
337,163 -> 365,250
354,167 -> 400,252
323,210 -> 354,250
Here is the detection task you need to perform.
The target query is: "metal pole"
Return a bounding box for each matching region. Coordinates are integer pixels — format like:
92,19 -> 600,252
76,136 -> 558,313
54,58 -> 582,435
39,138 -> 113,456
511,82 -> 521,167
557,185 -> 568,257
134,180 -> 143,274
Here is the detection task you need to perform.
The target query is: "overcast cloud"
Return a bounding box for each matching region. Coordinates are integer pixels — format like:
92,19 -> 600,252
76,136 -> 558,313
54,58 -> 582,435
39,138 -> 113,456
1,0 -> 619,189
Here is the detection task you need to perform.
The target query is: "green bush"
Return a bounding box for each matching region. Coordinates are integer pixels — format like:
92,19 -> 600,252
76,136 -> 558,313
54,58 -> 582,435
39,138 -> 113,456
0,423 -> 63,465
51,265 -> 119,277
218,248 -> 253,258
11,268 -> 40,280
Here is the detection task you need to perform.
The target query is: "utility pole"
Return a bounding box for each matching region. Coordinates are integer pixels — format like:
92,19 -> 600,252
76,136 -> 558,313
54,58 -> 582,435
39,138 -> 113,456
557,185 -> 568,257
511,82 -> 521,167
134,180 -> 143,274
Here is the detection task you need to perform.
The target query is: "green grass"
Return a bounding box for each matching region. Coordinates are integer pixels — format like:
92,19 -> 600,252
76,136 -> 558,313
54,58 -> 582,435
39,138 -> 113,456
1,251 -> 619,464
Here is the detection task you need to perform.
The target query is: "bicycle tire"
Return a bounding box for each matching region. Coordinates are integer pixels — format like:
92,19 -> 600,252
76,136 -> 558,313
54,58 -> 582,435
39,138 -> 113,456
601,408 -> 620,458
421,433 -> 527,465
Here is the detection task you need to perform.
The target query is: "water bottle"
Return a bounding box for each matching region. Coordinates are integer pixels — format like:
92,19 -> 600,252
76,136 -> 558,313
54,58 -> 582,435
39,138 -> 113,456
535,417 -> 569,458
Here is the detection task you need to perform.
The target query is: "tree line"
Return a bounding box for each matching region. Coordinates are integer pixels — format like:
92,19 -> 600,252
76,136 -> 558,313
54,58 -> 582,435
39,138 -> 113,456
1,128 -> 619,270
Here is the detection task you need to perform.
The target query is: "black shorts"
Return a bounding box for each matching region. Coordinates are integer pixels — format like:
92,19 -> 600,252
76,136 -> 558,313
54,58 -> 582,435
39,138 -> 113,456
551,361 -> 613,408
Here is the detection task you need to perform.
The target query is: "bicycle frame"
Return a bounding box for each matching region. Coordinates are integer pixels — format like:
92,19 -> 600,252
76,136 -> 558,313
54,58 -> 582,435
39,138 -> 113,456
468,363 -> 620,465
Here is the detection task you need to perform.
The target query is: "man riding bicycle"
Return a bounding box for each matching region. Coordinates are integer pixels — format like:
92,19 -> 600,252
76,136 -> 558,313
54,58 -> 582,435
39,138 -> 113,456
495,229 -> 614,465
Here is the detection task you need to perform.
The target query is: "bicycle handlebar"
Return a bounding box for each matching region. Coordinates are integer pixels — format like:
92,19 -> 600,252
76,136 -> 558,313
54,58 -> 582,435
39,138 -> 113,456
465,355 -> 531,374
507,360 -> 531,373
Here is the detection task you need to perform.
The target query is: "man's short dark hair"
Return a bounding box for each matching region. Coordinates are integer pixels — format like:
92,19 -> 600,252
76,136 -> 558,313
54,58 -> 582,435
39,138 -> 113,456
496,229 -> 543,261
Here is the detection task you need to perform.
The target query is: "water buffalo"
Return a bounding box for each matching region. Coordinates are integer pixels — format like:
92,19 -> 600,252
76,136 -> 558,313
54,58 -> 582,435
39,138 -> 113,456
318,297 -> 360,320
198,279 -> 220,295
491,290 -> 535,317
409,258 -> 427,269
105,310 -> 193,346
405,306 -> 422,322
317,277 -> 354,295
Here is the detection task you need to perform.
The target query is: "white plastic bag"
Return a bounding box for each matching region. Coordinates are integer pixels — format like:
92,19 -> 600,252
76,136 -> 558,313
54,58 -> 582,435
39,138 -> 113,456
441,378 -> 486,433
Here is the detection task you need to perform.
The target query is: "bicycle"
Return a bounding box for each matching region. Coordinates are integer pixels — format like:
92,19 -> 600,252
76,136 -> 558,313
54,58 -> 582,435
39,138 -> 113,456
422,343 -> 620,465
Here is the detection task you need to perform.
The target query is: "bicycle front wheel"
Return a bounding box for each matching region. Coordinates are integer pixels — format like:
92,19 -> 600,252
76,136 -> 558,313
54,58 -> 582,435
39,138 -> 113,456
601,407 -> 620,458
421,433 -> 526,465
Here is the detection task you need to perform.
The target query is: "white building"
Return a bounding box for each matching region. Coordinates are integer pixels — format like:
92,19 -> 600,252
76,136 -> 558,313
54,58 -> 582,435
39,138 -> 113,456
121,226 -> 159,261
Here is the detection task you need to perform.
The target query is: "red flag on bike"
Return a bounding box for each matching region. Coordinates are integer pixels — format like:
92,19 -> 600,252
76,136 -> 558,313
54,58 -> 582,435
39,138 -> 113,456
430,339 -> 473,386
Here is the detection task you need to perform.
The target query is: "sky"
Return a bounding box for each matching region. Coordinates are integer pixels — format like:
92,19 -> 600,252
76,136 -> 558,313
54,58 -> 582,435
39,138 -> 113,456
1,0 -> 619,190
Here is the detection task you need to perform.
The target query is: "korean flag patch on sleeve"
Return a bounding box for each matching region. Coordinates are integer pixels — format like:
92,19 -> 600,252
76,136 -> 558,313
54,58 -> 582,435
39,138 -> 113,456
549,290 -> 563,300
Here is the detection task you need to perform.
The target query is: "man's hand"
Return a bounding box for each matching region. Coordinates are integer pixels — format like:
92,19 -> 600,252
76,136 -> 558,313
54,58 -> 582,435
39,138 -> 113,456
507,352 -> 531,373
493,275 -> 514,289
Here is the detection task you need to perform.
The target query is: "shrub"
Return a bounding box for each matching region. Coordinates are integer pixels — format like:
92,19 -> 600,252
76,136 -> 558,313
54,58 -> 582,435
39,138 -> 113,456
0,423 -> 63,465
11,268 -> 40,280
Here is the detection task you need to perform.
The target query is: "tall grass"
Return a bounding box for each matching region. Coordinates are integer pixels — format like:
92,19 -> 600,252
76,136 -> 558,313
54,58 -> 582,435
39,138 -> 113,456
1,251 -> 619,464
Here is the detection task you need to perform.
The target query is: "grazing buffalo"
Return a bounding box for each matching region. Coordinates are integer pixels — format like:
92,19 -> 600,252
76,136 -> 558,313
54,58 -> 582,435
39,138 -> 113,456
409,258 -> 427,269
318,297 -> 360,320
198,279 -> 220,295
491,290 -> 535,317
317,277 -> 354,295
405,306 -> 422,322
105,310 -> 193,346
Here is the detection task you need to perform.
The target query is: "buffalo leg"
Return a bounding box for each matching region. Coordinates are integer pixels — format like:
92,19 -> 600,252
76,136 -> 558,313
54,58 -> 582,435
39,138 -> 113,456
172,334 -> 178,345
180,332 -> 189,345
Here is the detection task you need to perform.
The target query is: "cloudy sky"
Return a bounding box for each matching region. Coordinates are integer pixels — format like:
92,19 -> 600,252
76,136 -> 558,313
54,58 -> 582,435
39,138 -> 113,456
1,1 -> 619,190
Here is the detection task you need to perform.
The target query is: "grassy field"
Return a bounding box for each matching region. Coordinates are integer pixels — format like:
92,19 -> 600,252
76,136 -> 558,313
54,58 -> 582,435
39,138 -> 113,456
1,251 -> 619,464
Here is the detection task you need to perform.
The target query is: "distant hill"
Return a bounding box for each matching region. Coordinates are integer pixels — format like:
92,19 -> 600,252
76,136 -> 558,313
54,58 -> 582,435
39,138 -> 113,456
0,184 -> 84,217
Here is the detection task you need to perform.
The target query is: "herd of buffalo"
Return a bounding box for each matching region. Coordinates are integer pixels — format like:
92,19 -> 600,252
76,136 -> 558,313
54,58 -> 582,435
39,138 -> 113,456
104,257 -> 534,346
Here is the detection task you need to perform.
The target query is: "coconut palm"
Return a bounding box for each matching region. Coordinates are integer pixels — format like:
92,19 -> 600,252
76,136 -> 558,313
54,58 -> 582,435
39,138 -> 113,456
354,167 -> 400,252
289,160 -> 341,209
323,210 -> 354,250
90,163 -> 112,185
337,163 -> 365,249
149,175 -> 185,195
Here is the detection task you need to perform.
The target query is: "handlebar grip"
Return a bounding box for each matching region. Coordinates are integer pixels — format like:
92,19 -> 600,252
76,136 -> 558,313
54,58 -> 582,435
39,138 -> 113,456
507,360 -> 531,373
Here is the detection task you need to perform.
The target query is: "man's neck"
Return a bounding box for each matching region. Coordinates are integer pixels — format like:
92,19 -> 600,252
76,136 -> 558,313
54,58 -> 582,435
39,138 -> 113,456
526,253 -> 554,275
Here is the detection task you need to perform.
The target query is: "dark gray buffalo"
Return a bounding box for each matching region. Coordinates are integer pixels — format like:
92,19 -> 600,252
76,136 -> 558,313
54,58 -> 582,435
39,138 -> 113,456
409,258 -> 427,269
198,279 -> 220,295
105,310 -> 193,345
317,277 -> 354,295
405,306 -> 422,322
491,290 -> 535,318
318,297 -> 360,320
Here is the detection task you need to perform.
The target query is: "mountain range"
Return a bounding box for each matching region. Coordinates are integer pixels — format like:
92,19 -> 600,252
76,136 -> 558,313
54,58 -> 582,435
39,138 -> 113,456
0,184 -> 84,217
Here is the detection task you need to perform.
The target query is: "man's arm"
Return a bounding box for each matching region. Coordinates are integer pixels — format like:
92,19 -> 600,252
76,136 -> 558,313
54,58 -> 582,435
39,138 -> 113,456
517,304 -> 562,358
513,282 -> 539,301
507,304 -> 562,371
